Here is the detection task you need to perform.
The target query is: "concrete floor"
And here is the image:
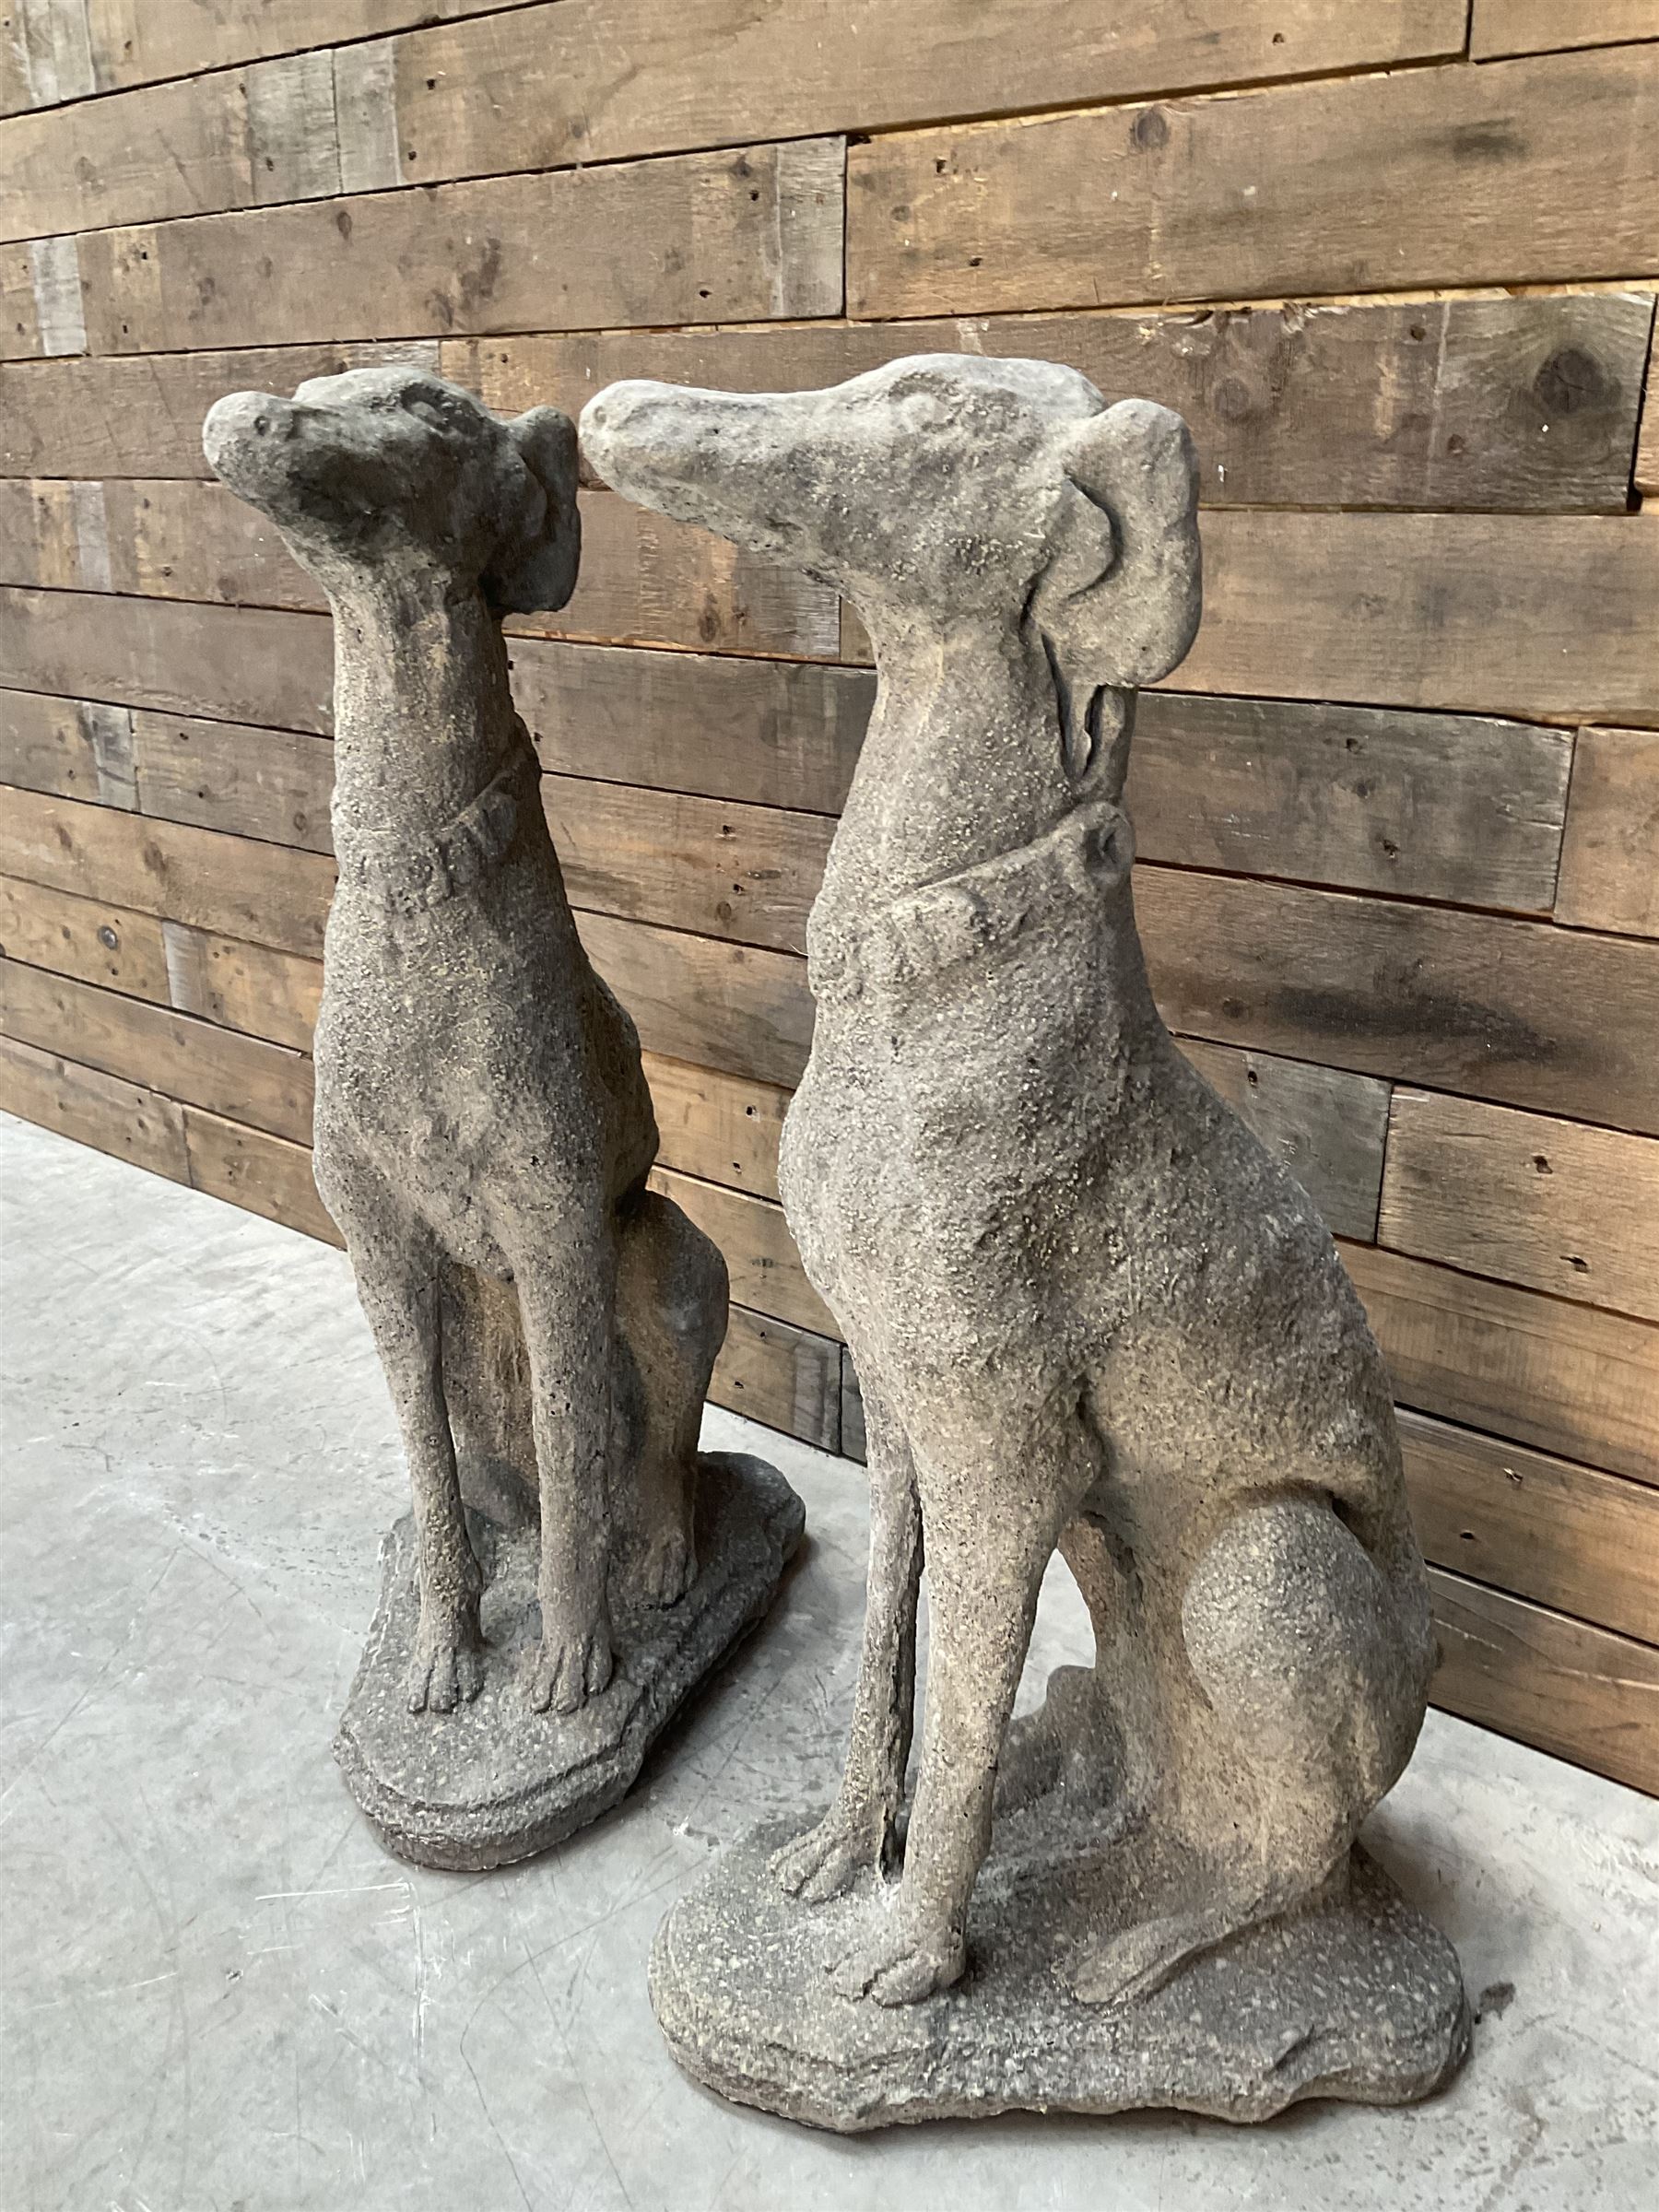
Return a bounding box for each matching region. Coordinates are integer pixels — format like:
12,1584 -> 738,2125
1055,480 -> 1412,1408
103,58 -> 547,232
2,1112 -> 1656,2212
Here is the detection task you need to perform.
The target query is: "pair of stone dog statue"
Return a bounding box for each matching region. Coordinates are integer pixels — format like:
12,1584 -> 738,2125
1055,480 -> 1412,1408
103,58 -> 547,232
204,355 -> 1469,2131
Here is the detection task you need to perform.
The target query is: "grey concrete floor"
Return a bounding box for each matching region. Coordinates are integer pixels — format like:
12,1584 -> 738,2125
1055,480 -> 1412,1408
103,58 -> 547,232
2,1110 -> 1656,2211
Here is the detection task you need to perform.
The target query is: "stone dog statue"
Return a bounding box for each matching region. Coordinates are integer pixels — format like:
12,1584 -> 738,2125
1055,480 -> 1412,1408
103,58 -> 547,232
586,358 -> 1465,2121
202,370 -> 730,1726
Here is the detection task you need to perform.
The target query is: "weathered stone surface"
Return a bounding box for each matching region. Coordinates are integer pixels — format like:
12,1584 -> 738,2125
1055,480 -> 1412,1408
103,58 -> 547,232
204,368 -> 795,1861
652,1817 -> 1469,2131
336,1453 -> 805,1871
584,354 -> 1466,2118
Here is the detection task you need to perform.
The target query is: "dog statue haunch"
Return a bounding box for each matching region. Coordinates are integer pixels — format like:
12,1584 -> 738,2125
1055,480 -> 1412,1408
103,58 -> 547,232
204,370 -> 803,1868
588,358 -> 1466,2125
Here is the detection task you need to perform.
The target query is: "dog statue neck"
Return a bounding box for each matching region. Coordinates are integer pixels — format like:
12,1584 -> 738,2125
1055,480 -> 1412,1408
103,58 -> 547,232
822,607 -> 1126,909
327,569 -> 526,863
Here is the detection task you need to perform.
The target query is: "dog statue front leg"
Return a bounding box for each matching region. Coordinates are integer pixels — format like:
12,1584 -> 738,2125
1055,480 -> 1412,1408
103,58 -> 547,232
517,1218 -> 617,1714
347,1220 -> 484,1714
772,1368 -> 922,1903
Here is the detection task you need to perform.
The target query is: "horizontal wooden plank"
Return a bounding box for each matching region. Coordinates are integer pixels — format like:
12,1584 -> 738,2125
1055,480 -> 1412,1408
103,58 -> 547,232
1173,512 -> 1659,728
0,688 -> 135,805
547,491 -> 839,662
1428,1567 -> 1659,1796
0,784 -> 335,956
181,1104 -> 341,1246
1471,1 -> 1659,61
160,922 -> 321,1053
0,590 -> 334,731
649,1165 -> 835,1339
1,958 -> 313,1142
0,480 -> 841,665
641,1053 -> 787,1205
575,912 -> 810,1092
0,4 -> 547,115
0,340 -> 443,477
0,232 -> 81,360
0,1031 -> 188,1182
1555,726 -> 1659,939
849,47 -> 1659,319
0,51 -> 345,247
75,139 -> 845,356
545,775 -> 830,956
1381,1090 -> 1659,1322
0,872 -> 168,1002
1131,693 -> 1571,912
470,292 -> 1655,516
1342,1240 -> 1659,1488
9,293 -> 1641,510
1402,1410 -> 1659,1646
709,1301 -> 841,1453
1137,865 -> 1659,1137
1180,1041 -> 1388,1241
517,643 -> 870,817
394,0 -> 1464,191
131,709 -> 335,854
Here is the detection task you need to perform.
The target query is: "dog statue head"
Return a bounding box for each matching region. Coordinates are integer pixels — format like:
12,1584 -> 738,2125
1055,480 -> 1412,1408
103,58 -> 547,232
204,367 -> 580,617
581,353 -> 1200,716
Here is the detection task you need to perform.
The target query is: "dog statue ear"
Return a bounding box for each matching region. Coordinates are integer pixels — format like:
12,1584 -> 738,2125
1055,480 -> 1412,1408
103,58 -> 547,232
1035,398 -> 1202,700
486,406 -> 582,615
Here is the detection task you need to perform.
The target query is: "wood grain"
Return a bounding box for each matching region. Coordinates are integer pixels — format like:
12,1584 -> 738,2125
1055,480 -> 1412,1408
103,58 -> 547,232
394,0 -> 1465,189
0,589 -> 334,733
642,1053 -> 788,1205
1137,865 -> 1659,1137
545,776 -> 831,956
0,341 -> 443,478
849,47 -> 1659,318
1342,1240 -> 1659,1488
710,1301 -> 841,1453
1180,1041 -> 1388,1241
0,1032 -> 189,1182
574,912 -> 811,1091
1555,727 -> 1659,939
181,1104 -> 341,1246
1639,324 -> 1659,496
0,3 -> 548,113
0,53 -> 342,246
517,643 -> 871,816
1470,1 -> 1659,61
77,139 -> 846,354
0,688 -> 135,806
1380,1090 -> 1659,1322
1403,1410 -> 1659,1645
131,710 -> 335,854
160,923 -> 322,1053
1131,693 -> 1571,912
474,293 -> 1655,516
1173,512 -> 1659,729
10,294 -> 1642,509
648,1165 -> 837,1338
0,873 -> 169,1003
1428,1567 -> 1659,1796
0,784 -> 336,957
1,958 -> 314,1142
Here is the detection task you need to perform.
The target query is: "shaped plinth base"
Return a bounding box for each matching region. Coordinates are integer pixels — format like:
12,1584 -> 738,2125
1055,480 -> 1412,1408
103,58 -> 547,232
650,1819 -> 1469,2132
334,1453 -> 804,1871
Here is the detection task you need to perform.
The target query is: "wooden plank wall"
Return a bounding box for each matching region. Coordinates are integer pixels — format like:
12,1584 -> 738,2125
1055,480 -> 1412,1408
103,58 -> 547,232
2,2 -> 1656,1794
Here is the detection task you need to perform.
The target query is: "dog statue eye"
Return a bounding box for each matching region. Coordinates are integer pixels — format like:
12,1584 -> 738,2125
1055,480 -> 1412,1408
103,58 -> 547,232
403,392 -> 464,435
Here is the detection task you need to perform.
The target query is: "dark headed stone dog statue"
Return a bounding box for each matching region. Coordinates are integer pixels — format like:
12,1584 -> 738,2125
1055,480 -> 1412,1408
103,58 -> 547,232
204,368 -> 801,1868
584,356 -> 1467,2126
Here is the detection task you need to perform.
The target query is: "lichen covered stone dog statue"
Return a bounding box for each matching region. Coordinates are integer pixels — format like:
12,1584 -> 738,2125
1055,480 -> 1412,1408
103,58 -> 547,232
584,357 -> 1468,2125
204,368 -> 802,1869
